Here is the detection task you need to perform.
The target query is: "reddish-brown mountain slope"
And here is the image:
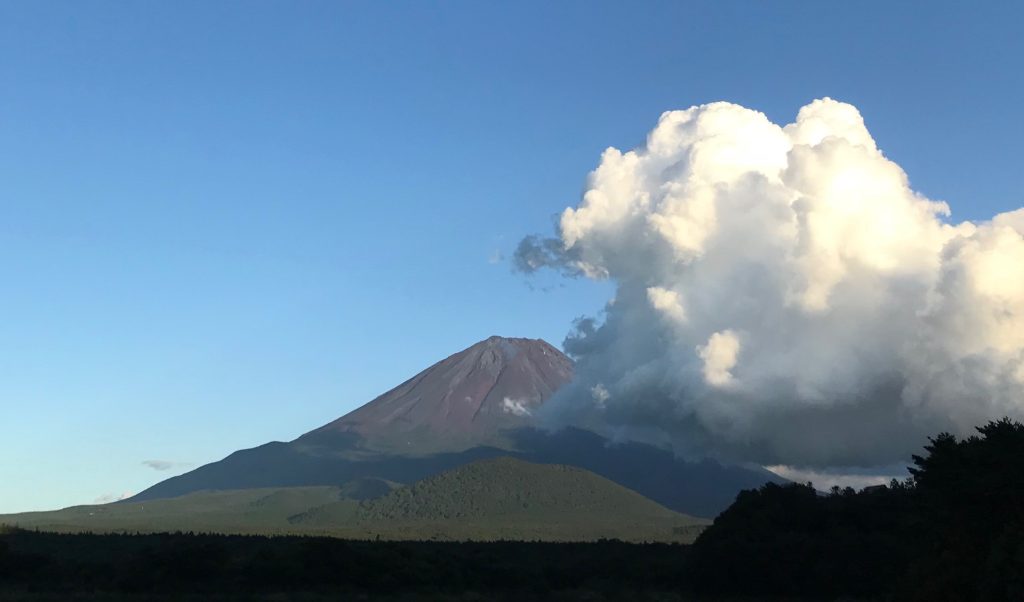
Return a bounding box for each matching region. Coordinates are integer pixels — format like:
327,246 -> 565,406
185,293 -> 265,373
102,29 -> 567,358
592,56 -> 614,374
307,336 -> 573,453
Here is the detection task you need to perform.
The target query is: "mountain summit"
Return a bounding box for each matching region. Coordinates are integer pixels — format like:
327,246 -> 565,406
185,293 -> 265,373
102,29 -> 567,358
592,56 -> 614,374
129,335 -> 781,517
306,336 -> 573,453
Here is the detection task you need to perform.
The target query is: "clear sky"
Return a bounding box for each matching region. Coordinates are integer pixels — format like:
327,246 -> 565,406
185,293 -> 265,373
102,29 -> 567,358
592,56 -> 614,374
1,1 -> 1022,513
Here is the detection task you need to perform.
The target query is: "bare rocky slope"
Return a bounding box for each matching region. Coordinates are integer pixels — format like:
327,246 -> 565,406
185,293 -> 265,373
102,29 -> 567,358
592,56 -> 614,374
311,336 -> 573,454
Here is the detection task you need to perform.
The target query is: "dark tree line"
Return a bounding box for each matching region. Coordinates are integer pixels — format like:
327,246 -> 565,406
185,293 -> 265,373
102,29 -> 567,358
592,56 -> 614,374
0,532 -> 691,599
689,418 -> 1024,600
3,419 -> 1023,600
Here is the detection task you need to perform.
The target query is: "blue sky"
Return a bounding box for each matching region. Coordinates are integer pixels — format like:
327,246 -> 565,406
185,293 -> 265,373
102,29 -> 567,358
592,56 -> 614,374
1,1 -> 1021,512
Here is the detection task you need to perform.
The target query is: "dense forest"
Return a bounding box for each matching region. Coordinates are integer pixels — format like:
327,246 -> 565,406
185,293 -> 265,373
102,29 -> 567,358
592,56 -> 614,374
2,419 -> 1022,600
693,418 -> 1024,600
0,533 -> 691,600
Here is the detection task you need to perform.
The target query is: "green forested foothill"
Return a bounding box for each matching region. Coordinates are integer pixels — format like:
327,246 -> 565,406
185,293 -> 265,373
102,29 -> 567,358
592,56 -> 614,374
0,458 -> 705,544
3,419 -> 1023,600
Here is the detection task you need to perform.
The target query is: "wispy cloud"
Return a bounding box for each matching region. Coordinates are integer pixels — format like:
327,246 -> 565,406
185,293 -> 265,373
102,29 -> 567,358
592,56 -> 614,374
142,459 -> 191,472
94,491 -> 131,504
501,397 -> 533,417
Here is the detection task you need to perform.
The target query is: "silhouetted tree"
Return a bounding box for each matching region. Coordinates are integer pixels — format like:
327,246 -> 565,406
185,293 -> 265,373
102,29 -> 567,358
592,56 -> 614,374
689,417 -> 1024,601
904,418 -> 1024,601
688,480 -> 912,597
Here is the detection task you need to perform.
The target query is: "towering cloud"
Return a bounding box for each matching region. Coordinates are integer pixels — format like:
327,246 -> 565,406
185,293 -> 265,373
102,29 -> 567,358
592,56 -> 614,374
517,98 -> 1024,469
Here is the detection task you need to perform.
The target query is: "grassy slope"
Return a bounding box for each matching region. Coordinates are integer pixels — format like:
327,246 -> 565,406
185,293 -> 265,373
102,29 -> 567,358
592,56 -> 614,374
1,458 -> 708,543
278,458 -> 707,542
0,487 -> 352,536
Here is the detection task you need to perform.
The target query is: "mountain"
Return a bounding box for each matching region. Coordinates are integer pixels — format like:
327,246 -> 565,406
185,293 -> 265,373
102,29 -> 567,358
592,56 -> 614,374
295,457 -> 707,542
130,336 -> 783,517
310,336 -> 574,454
0,459 -> 707,543
356,457 -> 675,521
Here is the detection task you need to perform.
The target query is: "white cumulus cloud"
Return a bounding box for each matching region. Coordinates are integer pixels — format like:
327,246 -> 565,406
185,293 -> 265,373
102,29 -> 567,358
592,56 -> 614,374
647,286 -> 687,324
697,330 -> 740,387
517,98 -> 1024,468
591,384 -> 611,408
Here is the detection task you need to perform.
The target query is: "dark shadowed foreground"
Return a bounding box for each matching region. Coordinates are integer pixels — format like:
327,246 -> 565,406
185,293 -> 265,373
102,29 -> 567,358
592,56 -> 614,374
0,533 -> 700,601
3,419 -> 1022,601
691,418 -> 1024,601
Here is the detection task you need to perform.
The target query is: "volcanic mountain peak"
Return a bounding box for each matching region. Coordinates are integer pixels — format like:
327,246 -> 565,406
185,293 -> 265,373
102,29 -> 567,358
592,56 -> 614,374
129,335 -> 781,515
309,336 -> 573,453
